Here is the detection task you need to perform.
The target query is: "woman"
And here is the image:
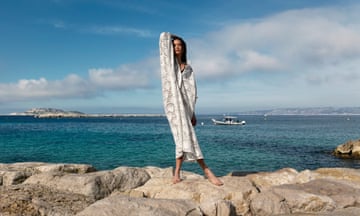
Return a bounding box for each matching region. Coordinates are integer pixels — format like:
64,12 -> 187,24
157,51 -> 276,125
159,32 -> 223,186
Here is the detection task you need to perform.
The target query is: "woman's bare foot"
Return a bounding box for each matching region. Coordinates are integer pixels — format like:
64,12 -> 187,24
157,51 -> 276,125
204,168 -> 223,186
173,177 -> 181,184
173,174 -> 182,184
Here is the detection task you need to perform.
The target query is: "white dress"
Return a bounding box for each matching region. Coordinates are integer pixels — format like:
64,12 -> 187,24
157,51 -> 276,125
159,32 -> 204,161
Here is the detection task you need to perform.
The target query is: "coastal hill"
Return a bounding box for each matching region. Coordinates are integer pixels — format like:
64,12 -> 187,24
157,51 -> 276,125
239,107 -> 360,115
10,108 -> 86,118
9,108 -> 163,118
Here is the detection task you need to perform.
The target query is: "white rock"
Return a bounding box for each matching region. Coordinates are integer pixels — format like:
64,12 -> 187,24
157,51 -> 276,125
134,175 -> 257,215
246,168 -> 299,192
24,167 -> 150,200
76,195 -> 203,216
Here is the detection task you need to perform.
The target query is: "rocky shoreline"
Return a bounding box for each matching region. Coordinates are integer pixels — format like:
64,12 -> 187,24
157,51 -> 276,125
8,108 -> 164,118
1,162 -> 360,216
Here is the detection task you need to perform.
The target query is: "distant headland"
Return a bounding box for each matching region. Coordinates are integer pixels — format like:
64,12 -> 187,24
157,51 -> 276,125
7,107 -> 360,118
238,106 -> 360,116
9,108 -> 164,118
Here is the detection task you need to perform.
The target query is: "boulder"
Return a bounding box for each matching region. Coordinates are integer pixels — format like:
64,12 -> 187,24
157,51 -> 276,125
199,199 -> 236,216
0,184 -> 94,216
318,207 -> 360,216
246,168 -> 299,192
0,162 -> 96,174
275,207 -> 360,216
0,162 -> 47,170
0,162 -> 96,186
76,194 -> 203,216
133,174 -> 257,215
333,139 -> 360,159
24,166 -> 150,200
313,167 -> 360,187
144,166 -> 204,179
250,177 -> 360,215
0,162 -> 45,186
250,184 -> 337,215
290,178 -> 360,209
33,163 -> 96,174
0,170 -> 32,186
2,163 -> 360,216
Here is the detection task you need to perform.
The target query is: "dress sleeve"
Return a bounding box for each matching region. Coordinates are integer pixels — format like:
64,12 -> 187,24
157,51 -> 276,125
159,32 -> 176,116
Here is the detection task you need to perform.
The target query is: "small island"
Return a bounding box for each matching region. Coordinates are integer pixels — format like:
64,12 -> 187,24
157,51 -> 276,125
9,108 -> 164,118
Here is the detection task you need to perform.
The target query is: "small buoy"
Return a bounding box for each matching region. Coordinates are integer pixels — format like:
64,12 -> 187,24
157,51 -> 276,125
201,122 -> 204,126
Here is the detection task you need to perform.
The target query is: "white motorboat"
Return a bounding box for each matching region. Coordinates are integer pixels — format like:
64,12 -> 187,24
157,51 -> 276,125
211,116 -> 246,125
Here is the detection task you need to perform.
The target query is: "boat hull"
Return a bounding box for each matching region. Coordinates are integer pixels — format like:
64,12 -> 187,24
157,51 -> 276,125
211,119 -> 246,125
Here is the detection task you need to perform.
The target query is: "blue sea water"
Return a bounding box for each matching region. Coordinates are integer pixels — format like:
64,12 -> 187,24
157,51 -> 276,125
1,115 -> 360,176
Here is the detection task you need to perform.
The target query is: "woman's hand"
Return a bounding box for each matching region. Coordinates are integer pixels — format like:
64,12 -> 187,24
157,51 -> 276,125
191,114 -> 197,126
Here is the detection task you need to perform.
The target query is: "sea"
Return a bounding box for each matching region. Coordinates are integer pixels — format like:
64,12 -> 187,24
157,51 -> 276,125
1,115 -> 360,176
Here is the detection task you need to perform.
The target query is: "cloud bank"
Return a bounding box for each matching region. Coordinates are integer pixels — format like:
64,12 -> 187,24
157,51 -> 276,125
191,5 -> 360,82
0,59 -> 158,102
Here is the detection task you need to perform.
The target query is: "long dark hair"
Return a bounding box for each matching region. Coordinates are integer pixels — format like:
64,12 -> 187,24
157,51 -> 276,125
172,36 -> 187,64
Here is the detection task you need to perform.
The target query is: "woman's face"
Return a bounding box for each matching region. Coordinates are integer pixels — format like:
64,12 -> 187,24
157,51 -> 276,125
173,39 -> 183,56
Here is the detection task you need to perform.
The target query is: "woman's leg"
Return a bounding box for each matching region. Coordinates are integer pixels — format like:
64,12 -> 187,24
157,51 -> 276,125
197,159 -> 223,186
173,156 -> 183,184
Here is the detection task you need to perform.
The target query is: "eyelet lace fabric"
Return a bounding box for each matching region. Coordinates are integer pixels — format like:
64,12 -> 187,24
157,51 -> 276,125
159,32 -> 203,161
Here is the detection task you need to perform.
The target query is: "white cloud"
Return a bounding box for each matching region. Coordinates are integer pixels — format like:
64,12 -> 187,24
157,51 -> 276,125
238,50 -> 281,72
0,57 -> 160,103
44,19 -> 153,38
0,74 -> 96,102
89,25 -> 153,37
52,20 -> 66,29
190,4 -> 360,85
88,65 -> 150,89
101,57 -> 161,88
184,4 -> 360,109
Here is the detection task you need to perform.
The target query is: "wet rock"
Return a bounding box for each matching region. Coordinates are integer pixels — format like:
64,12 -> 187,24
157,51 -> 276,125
334,139 -> 360,159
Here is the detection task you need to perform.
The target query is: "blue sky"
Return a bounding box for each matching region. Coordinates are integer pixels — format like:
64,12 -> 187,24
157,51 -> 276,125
1,0 -> 360,114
